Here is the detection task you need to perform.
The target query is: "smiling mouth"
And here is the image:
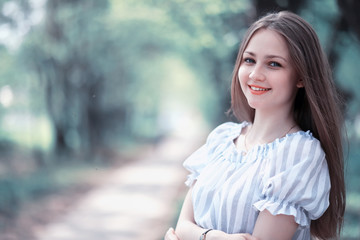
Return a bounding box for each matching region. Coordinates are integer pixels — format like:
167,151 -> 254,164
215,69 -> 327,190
248,85 -> 271,95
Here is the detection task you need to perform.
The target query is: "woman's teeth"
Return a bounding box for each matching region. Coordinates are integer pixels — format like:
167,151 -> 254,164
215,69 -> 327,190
250,86 -> 270,91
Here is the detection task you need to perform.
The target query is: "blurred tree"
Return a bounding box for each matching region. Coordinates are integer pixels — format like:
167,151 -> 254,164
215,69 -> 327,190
0,0 -> 31,25
333,0 -> 360,112
337,0 -> 360,41
254,0 -> 304,16
1,0 -> 359,158
150,0 -> 252,123
20,0 -> 112,159
20,0 -> 198,159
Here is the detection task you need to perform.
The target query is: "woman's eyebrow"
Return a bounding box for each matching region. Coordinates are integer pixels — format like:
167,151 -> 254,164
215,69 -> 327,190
266,54 -> 288,62
244,51 -> 287,62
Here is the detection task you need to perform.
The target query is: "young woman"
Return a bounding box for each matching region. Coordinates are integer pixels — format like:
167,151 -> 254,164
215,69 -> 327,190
164,11 -> 345,240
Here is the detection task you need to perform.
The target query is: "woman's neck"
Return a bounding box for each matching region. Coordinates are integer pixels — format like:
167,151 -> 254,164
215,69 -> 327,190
246,109 -> 298,145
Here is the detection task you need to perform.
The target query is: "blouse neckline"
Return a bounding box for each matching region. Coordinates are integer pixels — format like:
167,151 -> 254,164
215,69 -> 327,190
230,121 -> 312,156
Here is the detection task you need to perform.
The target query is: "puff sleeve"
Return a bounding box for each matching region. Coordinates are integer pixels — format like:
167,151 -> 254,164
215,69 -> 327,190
253,134 -> 331,227
183,144 -> 207,187
183,122 -> 242,187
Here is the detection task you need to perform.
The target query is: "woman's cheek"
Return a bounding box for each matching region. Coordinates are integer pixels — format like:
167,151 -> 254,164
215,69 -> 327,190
238,67 -> 248,90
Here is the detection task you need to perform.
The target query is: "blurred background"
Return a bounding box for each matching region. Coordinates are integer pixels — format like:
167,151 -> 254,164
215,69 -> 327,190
0,0 -> 359,239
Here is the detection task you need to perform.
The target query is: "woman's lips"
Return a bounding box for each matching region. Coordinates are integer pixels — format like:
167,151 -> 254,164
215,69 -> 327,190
248,85 -> 271,95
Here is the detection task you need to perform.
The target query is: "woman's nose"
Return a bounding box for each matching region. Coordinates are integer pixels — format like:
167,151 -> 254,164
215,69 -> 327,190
249,66 -> 265,81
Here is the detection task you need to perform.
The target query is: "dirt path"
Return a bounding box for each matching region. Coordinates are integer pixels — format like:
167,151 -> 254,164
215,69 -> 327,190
29,133 -> 204,240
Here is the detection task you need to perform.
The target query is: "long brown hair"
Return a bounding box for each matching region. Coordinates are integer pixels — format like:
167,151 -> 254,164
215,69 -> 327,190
230,11 -> 345,239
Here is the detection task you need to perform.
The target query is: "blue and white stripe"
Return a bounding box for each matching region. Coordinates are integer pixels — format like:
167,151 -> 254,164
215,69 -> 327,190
183,122 -> 330,240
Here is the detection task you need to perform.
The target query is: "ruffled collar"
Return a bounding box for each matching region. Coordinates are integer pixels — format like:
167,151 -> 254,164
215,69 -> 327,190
229,121 -> 313,156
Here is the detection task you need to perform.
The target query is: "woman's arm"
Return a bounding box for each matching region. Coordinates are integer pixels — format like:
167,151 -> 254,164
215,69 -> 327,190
169,187 -> 257,240
167,186 -> 297,240
174,187 -> 204,239
252,209 -> 298,240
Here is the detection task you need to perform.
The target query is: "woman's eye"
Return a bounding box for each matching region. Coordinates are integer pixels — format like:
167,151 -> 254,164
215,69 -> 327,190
244,58 -> 255,64
269,61 -> 281,67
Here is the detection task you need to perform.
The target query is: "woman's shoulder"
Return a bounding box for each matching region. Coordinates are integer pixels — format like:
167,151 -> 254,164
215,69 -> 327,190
207,121 -> 248,142
286,130 -> 322,149
272,130 -> 325,163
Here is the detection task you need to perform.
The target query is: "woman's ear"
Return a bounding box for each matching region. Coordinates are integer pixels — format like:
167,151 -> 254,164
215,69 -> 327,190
296,79 -> 304,88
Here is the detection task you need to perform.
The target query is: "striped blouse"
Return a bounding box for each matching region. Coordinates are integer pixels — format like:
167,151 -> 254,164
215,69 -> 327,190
184,122 -> 330,240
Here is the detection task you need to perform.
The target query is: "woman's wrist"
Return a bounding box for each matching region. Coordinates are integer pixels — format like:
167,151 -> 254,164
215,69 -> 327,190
206,229 -> 227,240
200,229 -> 213,240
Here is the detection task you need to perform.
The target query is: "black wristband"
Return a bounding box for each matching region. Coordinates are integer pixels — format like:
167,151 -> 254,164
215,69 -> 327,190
199,229 -> 213,240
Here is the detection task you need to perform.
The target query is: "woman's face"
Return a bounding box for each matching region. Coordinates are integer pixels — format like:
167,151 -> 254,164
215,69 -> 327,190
238,29 -> 302,114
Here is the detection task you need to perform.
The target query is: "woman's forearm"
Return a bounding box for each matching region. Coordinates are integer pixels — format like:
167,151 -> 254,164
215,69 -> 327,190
174,186 -> 258,240
176,221 -> 256,240
175,219 -> 208,240
174,187 -> 206,240
176,220 -> 247,240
